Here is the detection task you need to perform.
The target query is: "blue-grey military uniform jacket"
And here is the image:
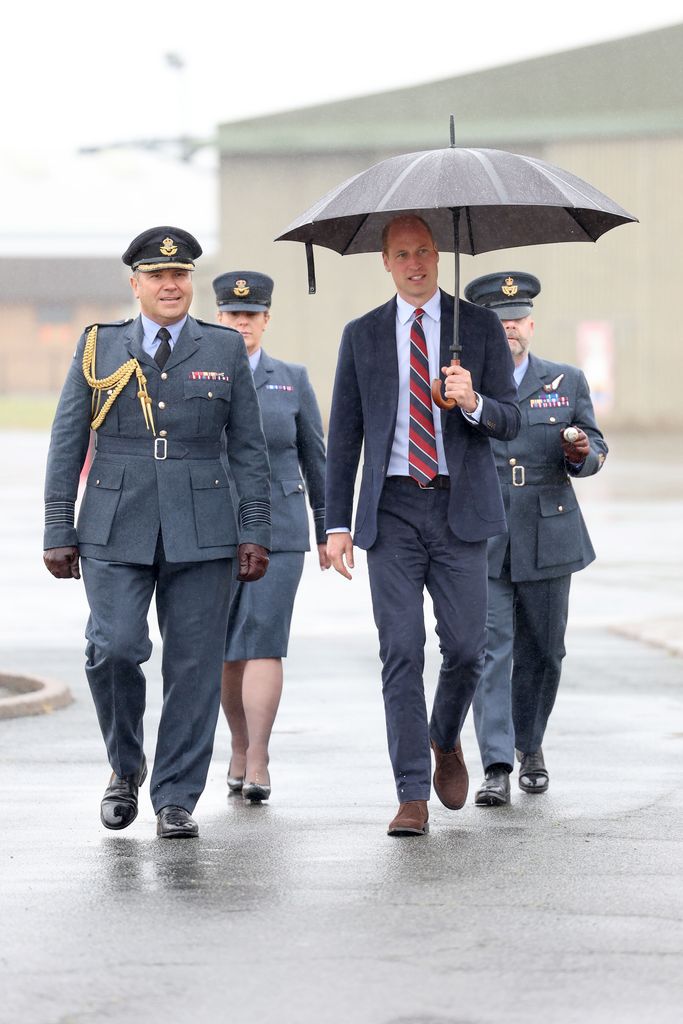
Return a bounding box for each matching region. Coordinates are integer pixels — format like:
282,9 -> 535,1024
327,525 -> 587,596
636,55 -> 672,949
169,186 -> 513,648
488,353 -> 607,582
44,315 -> 271,561
240,348 -> 326,551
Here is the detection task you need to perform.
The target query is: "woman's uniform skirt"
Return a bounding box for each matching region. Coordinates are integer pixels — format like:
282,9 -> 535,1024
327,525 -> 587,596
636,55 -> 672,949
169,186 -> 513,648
224,551 -> 305,661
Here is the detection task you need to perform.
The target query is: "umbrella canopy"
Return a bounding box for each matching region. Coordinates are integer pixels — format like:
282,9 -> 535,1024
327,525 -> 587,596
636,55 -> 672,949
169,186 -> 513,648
276,146 -> 637,257
275,132 -> 637,407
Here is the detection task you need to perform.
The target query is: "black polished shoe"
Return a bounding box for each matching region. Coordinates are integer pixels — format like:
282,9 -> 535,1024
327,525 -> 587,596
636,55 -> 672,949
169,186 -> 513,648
100,756 -> 147,830
518,748 -> 549,793
156,805 -> 199,839
474,764 -> 511,806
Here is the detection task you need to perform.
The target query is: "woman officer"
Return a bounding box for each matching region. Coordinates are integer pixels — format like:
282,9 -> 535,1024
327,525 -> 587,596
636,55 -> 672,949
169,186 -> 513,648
214,271 -> 329,802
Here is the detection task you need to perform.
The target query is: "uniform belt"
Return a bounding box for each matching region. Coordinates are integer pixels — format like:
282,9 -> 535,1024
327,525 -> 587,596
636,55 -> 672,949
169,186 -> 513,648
386,474 -> 450,490
498,464 -> 570,488
95,435 -> 221,461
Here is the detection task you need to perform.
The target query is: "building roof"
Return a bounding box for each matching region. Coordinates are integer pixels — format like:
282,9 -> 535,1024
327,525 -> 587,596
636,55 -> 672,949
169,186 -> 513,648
0,257 -> 127,303
217,23 -> 683,155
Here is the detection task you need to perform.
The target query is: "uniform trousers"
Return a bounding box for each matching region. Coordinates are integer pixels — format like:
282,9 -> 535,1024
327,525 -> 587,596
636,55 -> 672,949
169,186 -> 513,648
472,568 -> 571,769
81,539 -> 231,813
366,478 -> 487,803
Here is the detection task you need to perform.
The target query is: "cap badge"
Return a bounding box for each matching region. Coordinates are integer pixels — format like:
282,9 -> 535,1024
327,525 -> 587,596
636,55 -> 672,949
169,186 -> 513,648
160,237 -> 178,256
233,279 -> 250,297
502,276 -> 518,297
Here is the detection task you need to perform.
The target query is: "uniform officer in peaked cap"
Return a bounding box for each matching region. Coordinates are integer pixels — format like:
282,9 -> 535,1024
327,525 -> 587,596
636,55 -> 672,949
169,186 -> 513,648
464,271 -> 607,805
43,226 -> 271,839
213,270 -> 328,804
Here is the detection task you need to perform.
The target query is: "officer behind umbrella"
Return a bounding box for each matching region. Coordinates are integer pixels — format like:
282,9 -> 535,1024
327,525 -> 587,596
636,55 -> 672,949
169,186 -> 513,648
464,271 -> 607,805
43,226 -> 271,840
212,270 -> 328,804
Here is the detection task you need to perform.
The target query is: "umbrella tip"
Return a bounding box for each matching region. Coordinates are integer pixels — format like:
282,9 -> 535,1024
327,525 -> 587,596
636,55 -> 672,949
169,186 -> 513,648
449,114 -> 456,148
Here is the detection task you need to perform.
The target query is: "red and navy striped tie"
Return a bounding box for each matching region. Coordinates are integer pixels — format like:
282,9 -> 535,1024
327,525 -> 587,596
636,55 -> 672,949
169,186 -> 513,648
408,308 -> 438,485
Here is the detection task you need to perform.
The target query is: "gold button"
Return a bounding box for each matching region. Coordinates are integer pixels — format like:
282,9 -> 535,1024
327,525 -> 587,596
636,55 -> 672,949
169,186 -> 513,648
161,372 -> 168,381
558,505 -> 564,512
207,391 -> 213,399
159,430 -> 167,437
158,401 -> 166,409
509,458 -> 516,466
549,416 -> 556,423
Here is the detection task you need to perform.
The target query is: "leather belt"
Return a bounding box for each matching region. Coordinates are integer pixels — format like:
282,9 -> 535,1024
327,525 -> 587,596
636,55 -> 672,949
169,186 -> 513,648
498,464 -> 570,488
386,475 -> 450,490
95,435 -> 221,461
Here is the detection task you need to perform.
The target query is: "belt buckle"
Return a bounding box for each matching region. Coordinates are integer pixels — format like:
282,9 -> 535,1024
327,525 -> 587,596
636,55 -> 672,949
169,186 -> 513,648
417,479 -> 435,490
154,437 -> 168,461
512,464 -> 525,487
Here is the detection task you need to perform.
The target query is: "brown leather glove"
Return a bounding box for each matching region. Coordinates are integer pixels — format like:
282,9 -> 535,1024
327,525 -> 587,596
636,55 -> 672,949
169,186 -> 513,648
43,546 -> 81,580
236,543 -> 270,582
561,426 -> 590,464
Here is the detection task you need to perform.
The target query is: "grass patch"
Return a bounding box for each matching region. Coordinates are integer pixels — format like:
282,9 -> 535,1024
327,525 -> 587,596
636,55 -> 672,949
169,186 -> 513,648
0,394 -> 59,430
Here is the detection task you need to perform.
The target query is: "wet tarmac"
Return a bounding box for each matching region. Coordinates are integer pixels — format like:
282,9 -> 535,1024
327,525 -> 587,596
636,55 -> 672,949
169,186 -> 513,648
1,431 -> 682,1024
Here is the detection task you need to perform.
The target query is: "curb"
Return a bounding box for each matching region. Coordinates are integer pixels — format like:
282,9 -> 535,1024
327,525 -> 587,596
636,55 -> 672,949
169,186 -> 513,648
0,672 -> 74,720
610,619 -> 683,659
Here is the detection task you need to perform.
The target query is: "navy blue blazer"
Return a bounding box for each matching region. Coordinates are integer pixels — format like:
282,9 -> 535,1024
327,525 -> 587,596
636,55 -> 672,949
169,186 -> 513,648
325,290 -> 521,548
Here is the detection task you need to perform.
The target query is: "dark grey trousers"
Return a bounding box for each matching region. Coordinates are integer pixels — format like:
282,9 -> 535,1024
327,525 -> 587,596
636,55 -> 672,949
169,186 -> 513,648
366,479 -> 487,803
472,570 -> 571,769
81,543 -> 231,813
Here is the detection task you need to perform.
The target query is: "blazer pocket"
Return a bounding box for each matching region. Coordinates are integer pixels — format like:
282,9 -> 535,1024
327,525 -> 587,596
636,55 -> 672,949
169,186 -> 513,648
537,488 -> 582,568
77,462 -> 125,545
189,463 -> 236,547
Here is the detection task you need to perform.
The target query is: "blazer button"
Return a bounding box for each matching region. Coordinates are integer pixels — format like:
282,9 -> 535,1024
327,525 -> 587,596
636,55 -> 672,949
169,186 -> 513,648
214,480 -> 220,486
159,429 -> 167,437
207,391 -> 213,399
298,483 -> 304,491
95,479 -> 100,485
158,401 -> 166,409
558,505 -> 564,512
509,458 -> 516,466
161,372 -> 168,380
549,416 -> 556,423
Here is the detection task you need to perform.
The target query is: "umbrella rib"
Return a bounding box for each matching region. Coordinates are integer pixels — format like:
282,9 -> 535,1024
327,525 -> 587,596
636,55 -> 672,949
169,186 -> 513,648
466,150 -> 512,203
341,214 -> 371,255
374,152 -> 434,211
516,154 -> 604,208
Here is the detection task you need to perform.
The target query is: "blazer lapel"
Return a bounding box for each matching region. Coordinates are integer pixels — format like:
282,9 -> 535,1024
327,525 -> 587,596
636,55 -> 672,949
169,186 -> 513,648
253,348 -> 275,390
163,316 -> 200,372
123,316 -> 156,371
517,353 -> 549,401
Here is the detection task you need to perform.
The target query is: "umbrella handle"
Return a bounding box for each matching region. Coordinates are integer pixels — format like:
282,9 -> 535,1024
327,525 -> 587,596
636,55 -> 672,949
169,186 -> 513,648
431,358 -> 459,411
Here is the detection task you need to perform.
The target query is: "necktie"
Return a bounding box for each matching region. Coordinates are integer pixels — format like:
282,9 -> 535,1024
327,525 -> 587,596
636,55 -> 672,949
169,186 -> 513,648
154,327 -> 172,369
408,308 -> 438,485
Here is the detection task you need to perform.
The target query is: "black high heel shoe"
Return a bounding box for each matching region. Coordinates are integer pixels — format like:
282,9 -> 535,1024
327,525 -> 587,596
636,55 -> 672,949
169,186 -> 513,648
242,773 -> 271,802
227,760 -> 244,793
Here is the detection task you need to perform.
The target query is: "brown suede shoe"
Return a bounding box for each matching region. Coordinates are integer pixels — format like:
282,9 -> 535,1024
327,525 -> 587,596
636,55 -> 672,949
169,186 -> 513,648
387,800 -> 429,836
430,739 -> 469,810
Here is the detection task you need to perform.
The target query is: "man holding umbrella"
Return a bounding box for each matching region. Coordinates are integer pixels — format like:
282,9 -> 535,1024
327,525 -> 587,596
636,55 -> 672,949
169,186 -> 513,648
326,215 -> 520,836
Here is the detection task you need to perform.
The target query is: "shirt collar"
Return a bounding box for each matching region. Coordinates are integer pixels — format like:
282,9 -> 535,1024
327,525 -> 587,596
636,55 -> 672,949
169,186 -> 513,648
513,355 -> 529,387
140,313 -> 187,346
248,348 -> 262,372
396,289 -> 441,326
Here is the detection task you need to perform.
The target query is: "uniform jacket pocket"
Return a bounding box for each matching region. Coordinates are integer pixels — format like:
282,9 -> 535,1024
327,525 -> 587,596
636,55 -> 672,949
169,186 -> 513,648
537,487 -> 582,568
189,462 -> 236,548
77,461 -> 125,546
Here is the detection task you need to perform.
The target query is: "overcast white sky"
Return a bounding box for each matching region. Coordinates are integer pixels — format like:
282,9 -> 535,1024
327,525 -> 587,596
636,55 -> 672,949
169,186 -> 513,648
1,0 -> 681,253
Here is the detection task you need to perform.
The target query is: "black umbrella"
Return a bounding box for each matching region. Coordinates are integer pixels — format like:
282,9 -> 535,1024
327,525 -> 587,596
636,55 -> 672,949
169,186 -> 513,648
275,119 -> 637,408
